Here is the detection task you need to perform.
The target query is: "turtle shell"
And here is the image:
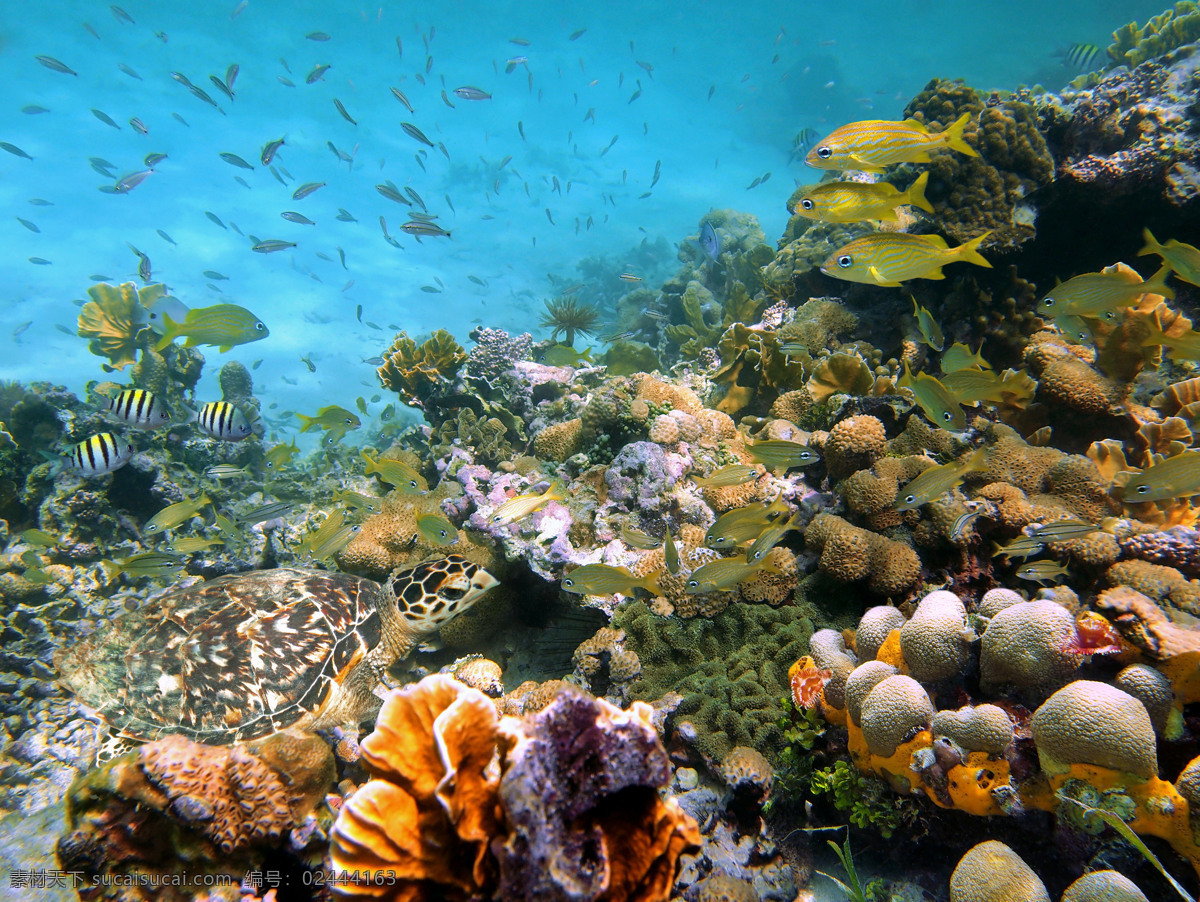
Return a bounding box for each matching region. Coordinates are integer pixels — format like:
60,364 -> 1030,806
57,557 -> 497,744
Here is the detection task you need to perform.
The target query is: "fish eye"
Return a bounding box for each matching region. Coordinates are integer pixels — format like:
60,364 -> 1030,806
562,577 -> 574,587
837,255 -> 852,268
344,418 -> 353,424
1043,297 -> 1054,308
943,412 -> 953,421
816,147 -> 832,159
687,580 -> 699,589
409,479 -> 419,489
904,494 -> 916,504
255,322 -> 266,331
800,199 -> 814,210
800,452 -> 811,460
1135,484 -> 1150,495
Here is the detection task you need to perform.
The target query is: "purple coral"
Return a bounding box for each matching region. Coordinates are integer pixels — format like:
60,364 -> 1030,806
604,441 -> 674,514
493,689 -> 672,900
466,327 -> 532,384
1120,526 -> 1200,577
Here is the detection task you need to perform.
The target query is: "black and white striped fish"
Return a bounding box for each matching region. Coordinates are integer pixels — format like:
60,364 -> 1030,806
195,401 -> 259,441
106,389 -> 171,429
188,402 -> 252,442
71,433 -> 135,476
1061,42 -> 1102,71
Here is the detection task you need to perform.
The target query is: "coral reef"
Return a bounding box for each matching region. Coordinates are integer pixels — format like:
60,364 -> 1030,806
376,329 -> 468,410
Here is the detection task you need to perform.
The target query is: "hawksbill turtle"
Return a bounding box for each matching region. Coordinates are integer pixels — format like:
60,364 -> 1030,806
56,555 -> 499,744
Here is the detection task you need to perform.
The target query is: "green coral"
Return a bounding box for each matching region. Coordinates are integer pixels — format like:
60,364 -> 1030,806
613,597 -> 813,762
1109,2 -> 1200,67
377,329 -> 467,409
76,282 -> 168,371
901,79 -> 1054,252
600,341 -> 661,376
1056,778 -> 1138,836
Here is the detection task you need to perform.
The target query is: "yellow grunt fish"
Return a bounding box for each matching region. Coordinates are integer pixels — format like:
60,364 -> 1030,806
894,447 -> 987,511
620,526 -> 662,550
705,499 -> 791,550
361,449 -> 428,494
822,231 -> 991,286
1121,449 -> 1200,503
745,511 -> 802,564
1142,328 -> 1200,361
746,439 -> 820,473
691,464 -> 760,487
1140,228 -> 1200,288
416,511 -> 459,546
561,563 -> 662,597
297,509 -> 361,561
805,113 -> 978,172
899,364 -> 967,430
144,494 -> 211,535
1037,266 -> 1174,317
911,295 -> 944,351
153,303 -> 268,352
1016,560 -> 1070,585
940,342 -> 990,374
792,172 -> 933,223
685,557 -> 780,594
940,368 -> 1035,407
664,526 -> 680,575
991,535 -> 1047,561
490,480 -> 567,525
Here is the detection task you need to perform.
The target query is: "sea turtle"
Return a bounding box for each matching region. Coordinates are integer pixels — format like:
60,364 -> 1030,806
56,555 -> 499,744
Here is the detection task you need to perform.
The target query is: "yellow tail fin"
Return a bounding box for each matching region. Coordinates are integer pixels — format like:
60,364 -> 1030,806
904,171 -> 934,214
1139,227 -> 1165,258
956,231 -> 993,269
943,112 -> 979,158
152,313 -> 181,352
1143,264 -> 1176,300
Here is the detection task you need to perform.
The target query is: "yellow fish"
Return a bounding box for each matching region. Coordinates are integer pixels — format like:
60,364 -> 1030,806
1140,228 -> 1200,288
297,405 -> 361,433
361,449 -> 428,494
792,172 -> 933,223
416,511 -> 459,546
490,480 -> 567,525
911,295 -> 944,351
899,364 -> 967,430
144,494 -> 211,535
691,464 -> 760,487
1142,328 -> 1200,360
561,563 -> 662,596
704,498 -> 791,550
894,448 -> 987,511
746,440 -> 820,473
153,303 -> 269,352
1037,266 -> 1174,317
1122,449 -> 1200,503
265,438 -> 299,469
822,232 -> 991,286
805,113 -> 977,172
685,557 -> 780,594
940,342 -> 990,374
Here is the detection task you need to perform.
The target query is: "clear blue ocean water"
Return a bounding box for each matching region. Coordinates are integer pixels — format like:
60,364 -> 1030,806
0,0 -> 1170,436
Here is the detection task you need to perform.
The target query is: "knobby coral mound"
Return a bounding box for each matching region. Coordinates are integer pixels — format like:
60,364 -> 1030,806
329,675 -> 699,901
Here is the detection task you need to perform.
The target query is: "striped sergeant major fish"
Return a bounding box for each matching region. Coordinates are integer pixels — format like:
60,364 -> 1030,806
195,401 -> 261,442
72,433 -> 135,476
105,389 -> 171,429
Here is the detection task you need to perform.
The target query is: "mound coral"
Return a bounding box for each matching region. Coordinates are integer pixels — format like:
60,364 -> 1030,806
979,600 -> 1080,698
803,513 -> 922,597
902,79 -> 1054,252
377,329 -> 467,409
949,841 -> 1050,902
899,590 -> 973,685
858,674 -> 935,758
1030,680 -> 1158,778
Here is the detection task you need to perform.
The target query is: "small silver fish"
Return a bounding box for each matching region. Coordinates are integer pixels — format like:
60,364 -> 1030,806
252,239 -> 297,253
292,182 -> 326,200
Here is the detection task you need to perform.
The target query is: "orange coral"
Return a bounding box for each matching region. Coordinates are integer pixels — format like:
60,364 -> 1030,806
330,675 -> 500,900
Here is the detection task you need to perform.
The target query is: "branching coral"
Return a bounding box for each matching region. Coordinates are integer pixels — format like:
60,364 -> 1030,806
377,329 -> 467,409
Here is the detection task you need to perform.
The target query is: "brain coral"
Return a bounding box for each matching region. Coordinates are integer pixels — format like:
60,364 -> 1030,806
979,600 -> 1079,698
809,628 -> 859,710
903,79 -> 1054,253
844,660 -> 898,725
532,418 -> 583,461
931,704 -> 1014,757
949,840 -> 1050,902
899,590 -> 973,684
1060,871 -> 1149,902
1031,680 -> 1158,778
1115,663 -> 1176,735
855,605 -> 907,662
858,674 -> 934,757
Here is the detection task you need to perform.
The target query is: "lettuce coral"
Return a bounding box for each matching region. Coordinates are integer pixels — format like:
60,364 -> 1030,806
76,281 -> 162,371
377,329 -> 467,409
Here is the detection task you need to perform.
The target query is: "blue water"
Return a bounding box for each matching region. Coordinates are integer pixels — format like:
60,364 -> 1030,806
0,0 -> 1169,428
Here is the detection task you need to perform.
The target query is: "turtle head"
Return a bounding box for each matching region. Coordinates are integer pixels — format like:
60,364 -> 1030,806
388,554 -> 499,634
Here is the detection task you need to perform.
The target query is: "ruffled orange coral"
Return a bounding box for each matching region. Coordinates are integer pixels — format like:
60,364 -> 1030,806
377,330 -> 467,409
76,281 -> 162,371
330,675 -> 501,899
